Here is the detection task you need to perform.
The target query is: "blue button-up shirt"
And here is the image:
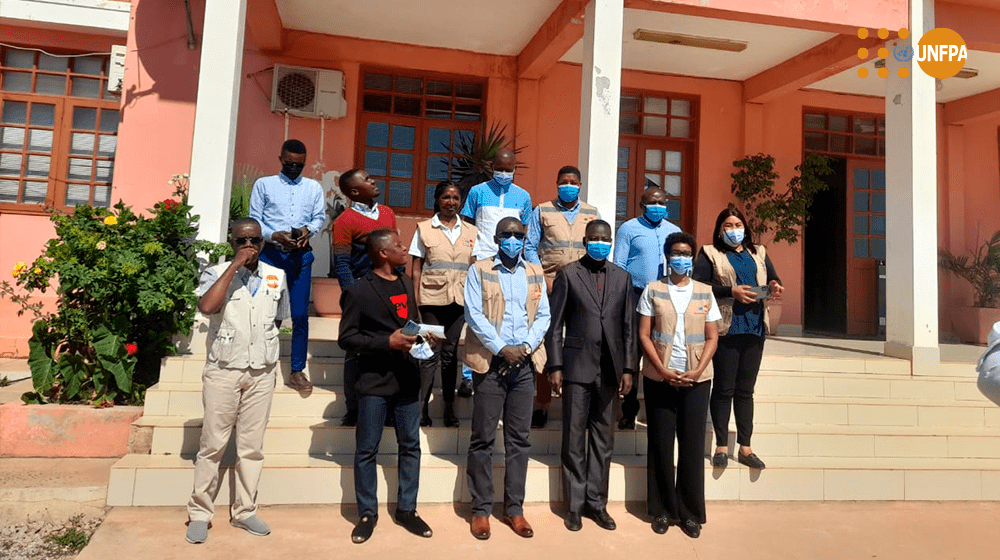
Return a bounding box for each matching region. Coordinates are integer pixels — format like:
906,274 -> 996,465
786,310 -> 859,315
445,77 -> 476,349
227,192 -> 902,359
464,257 -> 551,356
460,179 -> 533,260
613,216 -> 681,289
524,199 -> 594,265
249,173 -> 326,242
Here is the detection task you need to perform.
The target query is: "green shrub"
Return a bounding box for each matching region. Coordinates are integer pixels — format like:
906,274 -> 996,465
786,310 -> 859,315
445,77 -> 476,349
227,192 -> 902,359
3,198 -> 229,405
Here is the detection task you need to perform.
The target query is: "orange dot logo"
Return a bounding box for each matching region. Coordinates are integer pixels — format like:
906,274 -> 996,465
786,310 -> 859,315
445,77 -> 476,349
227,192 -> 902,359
916,28 -> 967,79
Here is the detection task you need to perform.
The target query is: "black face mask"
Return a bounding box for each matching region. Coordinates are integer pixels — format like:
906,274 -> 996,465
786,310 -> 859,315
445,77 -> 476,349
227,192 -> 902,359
281,162 -> 304,180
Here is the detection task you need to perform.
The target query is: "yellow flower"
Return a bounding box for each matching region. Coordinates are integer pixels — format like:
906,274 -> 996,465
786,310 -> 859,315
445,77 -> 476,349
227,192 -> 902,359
12,261 -> 26,278
33,267 -> 42,275
96,241 -> 107,250
103,216 -> 118,226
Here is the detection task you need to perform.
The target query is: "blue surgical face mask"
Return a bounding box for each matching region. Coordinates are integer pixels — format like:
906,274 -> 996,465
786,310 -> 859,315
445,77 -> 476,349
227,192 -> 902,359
499,237 -> 523,259
557,184 -> 580,203
669,255 -> 693,275
723,228 -> 745,248
644,204 -> 667,223
493,171 -> 514,187
586,241 -> 611,261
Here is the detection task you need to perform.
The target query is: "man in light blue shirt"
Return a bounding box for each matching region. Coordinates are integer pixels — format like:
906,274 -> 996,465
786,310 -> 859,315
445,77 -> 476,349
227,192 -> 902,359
463,217 -> 550,540
460,148 -> 533,261
249,139 -> 326,392
612,187 -> 680,429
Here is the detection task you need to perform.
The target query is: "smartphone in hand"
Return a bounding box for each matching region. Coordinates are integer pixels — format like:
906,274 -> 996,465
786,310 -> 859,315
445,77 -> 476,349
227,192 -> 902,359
401,320 -> 421,336
748,285 -> 771,301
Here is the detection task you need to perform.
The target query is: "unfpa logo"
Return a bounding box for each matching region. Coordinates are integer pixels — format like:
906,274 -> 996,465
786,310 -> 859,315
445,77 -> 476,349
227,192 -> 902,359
857,27 -> 967,79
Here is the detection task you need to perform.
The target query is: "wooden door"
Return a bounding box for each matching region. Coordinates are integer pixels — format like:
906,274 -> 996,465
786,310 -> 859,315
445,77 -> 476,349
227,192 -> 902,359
845,161 -> 886,335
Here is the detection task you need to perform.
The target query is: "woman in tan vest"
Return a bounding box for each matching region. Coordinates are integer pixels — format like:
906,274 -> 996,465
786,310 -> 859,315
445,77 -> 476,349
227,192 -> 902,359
638,231 -> 720,538
692,206 -> 784,470
409,181 -> 478,427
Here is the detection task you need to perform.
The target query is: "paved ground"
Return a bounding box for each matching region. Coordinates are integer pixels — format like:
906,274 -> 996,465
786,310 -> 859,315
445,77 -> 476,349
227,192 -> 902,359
78,501 -> 1000,560
0,458 -> 115,523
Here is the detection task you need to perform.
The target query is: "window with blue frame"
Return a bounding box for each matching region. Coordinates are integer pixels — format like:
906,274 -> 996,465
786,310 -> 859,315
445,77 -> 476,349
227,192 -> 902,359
358,71 -> 483,215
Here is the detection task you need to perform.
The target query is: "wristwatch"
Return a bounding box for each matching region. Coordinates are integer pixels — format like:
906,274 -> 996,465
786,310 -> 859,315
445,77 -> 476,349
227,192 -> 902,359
521,342 -> 532,354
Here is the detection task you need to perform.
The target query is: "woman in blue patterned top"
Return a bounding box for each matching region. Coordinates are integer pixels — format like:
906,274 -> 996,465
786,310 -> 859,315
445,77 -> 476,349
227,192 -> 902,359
693,206 -> 784,470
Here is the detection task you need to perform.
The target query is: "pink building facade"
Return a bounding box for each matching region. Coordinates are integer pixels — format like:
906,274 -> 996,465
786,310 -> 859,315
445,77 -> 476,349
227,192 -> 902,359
2,0 -> 999,373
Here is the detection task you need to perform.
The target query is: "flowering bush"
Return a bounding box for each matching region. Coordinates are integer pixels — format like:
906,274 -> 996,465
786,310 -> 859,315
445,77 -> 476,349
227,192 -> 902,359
2,199 -> 229,405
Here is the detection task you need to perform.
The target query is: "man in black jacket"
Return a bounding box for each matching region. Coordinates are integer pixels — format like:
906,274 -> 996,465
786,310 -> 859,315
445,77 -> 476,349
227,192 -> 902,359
545,219 -> 637,532
338,228 -> 433,544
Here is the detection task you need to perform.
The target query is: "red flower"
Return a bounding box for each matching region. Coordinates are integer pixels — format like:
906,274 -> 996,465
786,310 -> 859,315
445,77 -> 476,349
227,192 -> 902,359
162,199 -> 179,211
125,343 -> 138,356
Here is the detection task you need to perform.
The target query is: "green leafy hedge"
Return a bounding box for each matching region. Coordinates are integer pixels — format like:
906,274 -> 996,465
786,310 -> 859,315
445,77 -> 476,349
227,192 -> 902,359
3,199 -> 229,405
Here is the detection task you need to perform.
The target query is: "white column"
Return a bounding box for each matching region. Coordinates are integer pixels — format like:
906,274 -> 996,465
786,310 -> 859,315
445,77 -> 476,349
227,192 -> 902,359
884,0 -> 940,373
578,0 -> 624,226
187,0 -> 248,243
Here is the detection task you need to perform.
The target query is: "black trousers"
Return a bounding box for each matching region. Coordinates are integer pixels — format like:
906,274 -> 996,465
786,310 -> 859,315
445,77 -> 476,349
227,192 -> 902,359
710,333 -> 765,447
561,354 -> 618,513
621,286 -> 646,421
645,377 -> 711,524
418,303 -> 466,408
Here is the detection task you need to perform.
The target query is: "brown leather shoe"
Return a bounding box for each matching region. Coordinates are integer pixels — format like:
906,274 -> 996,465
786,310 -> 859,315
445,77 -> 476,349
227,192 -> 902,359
287,371 -> 313,392
503,515 -> 534,538
470,515 -> 490,540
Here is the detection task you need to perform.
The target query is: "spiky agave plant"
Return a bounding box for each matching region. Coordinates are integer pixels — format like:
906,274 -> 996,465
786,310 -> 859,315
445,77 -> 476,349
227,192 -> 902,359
443,121 -> 526,197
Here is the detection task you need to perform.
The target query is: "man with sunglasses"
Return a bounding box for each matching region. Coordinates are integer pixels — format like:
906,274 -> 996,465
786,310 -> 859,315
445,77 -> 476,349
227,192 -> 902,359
250,139 -> 326,393
464,217 -> 550,541
186,218 -> 289,544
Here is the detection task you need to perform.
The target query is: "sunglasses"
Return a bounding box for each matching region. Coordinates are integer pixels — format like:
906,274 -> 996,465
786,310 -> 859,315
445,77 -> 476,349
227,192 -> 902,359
497,231 -> 526,240
668,251 -> 694,257
234,236 -> 264,245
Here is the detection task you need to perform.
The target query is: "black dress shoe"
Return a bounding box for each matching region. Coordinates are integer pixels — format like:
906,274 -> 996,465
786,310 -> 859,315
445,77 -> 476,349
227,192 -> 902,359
457,378 -> 474,398
443,403 -> 459,428
531,409 -> 548,429
712,452 -> 728,468
680,519 -> 701,539
737,452 -> 766,469
341,410 -> 358,427
564,512 -> 582,532
394,510 -> 432,538
583,507 -> 616,530
618,417 -> 636,430
351,514 -> 377,543
384,411 -> 396,427
420,415 -> 432,427
651,516 -> 669,534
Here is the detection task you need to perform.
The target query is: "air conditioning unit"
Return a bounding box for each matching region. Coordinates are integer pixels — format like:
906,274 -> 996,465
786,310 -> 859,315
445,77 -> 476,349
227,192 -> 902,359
107,45 -> 127,94
270,65 -> 347,119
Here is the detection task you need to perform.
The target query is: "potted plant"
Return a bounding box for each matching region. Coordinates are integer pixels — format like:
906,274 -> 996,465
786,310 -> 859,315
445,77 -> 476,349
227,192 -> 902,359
939,230 -> 1000,344
730,153 -> 833,334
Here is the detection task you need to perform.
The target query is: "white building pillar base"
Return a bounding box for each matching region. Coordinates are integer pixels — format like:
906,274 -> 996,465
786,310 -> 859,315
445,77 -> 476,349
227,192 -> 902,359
578,0 -> 624,227
187,0 -> 249,243
883,0 -> 940,375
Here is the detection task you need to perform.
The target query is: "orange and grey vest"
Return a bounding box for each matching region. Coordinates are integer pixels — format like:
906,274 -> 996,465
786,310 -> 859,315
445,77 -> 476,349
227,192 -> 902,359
701,244 -> 769,336
416,218 -> 477,306
463,259 -> 548,374
641,279 -> 715,383
536,199 -> 599,280
204,261 -> 286,370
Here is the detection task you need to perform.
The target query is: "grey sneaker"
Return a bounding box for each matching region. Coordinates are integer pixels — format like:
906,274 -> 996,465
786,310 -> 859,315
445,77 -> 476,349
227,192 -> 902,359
185,520 -> 208,544
231,515 -> 271,536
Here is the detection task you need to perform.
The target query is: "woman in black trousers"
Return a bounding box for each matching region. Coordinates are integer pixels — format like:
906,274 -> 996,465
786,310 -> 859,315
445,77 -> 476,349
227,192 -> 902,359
693,206 -> 784,469
408,181 -> 477,427
638,232 -> 720,537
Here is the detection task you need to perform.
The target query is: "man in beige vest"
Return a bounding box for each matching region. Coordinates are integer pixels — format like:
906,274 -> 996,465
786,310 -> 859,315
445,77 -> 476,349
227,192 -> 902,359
525,165 -> 600,428
464,217 -> 551,541
186,218 -> 289,544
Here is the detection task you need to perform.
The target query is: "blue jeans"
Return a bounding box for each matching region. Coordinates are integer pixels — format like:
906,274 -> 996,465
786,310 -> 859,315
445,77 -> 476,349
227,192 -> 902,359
259,246 -> 313,372
355,394 -> 421,517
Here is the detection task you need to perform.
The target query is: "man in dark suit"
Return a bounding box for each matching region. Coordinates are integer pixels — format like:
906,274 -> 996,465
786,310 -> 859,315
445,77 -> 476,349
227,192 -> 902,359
545,219 -> 637,532
338,228 -> 433,544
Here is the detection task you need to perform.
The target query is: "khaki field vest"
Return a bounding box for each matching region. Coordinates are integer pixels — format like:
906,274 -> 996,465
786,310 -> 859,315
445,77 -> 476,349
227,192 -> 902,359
416,218 -> 476,307
641,279 -> 715,383
701,244 -> 769,337
463,259 -> 548,374
205,261 -> 285,370
537,200 -> 599,280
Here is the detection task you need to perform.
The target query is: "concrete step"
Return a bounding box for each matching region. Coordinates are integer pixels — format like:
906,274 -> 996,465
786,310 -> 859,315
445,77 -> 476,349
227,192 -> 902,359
106,452 -> 1000,507
139,414 -> 1000,460
143,381 -> 1000,428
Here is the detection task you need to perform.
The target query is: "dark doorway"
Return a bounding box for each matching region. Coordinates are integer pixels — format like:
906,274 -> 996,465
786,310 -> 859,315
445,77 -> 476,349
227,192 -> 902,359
803,157 -> 847,333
